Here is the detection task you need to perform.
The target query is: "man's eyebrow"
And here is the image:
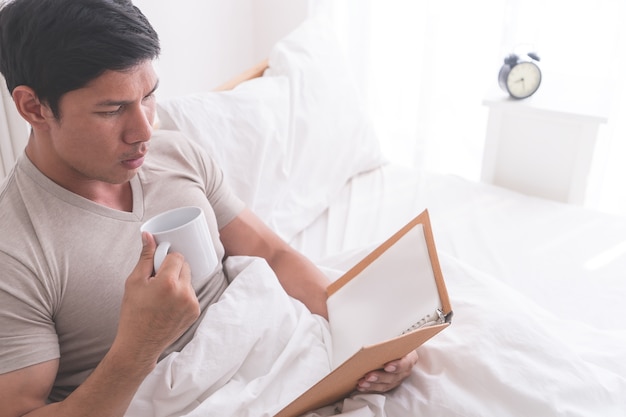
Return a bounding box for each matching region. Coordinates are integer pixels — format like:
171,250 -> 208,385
95,80 -> 160,107
148,80 -> 160,97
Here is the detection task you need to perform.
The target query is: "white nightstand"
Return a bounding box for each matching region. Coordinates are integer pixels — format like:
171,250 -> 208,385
481,75 -> 610,205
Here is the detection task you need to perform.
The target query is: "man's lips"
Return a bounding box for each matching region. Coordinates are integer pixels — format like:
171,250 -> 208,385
121,154 -> 145,170
121,144 -> 149,170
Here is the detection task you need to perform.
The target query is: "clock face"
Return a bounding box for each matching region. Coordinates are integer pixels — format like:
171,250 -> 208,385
506,62 -> 541,99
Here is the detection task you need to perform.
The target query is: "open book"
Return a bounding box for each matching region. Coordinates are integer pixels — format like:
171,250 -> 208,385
276,209 -> 453,417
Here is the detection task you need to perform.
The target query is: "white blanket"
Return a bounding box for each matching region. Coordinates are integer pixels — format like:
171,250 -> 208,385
127,254 -> 626,417
126,256 -> 332,417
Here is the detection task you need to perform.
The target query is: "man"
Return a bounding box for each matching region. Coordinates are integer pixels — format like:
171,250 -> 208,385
0,0 -> 418,416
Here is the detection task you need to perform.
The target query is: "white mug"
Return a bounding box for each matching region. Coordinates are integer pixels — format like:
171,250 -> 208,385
140,206 -> 218,279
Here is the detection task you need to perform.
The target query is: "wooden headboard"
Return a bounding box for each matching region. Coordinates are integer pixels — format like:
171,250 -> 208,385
0,59 -> 273,182
213,59 -> 269,91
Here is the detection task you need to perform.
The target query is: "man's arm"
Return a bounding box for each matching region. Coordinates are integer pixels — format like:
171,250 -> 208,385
0,349 -> 154,417
0,233 -> 200,417
0,360 -> 57,417
219,208 -> 417,393
219,208 -> 330,319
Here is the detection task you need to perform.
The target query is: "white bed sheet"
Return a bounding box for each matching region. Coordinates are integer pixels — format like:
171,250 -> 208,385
127,232 -> 626,417
285,163 -> 626,415
124,164 -> 626,416
290,164 -> 626,331
124,159 -> 626,417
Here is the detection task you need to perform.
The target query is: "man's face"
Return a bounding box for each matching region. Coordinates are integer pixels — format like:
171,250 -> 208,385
42,60 -> 159,186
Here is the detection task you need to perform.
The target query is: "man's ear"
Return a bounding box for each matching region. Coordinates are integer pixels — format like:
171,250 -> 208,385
11,86 -> 55,130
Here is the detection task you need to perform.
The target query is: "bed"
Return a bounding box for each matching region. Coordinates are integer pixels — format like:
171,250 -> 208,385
2,13 -> 625,417
131,15 -> 626,416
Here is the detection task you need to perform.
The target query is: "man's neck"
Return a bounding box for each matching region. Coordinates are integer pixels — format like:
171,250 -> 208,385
73,180 -> 134,212
25,138 -> 134,212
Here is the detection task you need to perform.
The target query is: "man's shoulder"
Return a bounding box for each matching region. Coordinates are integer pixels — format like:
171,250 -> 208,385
150,128 -> 199,151
150,128 -> 209,161
143,129 -> 215,177
0,162 -> 39,251
0,159 -> 28,215
0,165 -> 15,200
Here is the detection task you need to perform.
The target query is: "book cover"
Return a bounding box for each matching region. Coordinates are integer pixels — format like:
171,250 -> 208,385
276,209 -> 452,417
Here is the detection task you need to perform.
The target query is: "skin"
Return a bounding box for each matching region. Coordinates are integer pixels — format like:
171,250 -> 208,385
0,60 -> 416,417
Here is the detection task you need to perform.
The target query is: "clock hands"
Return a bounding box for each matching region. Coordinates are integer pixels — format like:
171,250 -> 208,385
499,51 -> 541,98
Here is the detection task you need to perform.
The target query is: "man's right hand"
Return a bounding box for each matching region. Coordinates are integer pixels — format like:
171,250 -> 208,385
0,232 -> 201,417
114,231 -> 201,367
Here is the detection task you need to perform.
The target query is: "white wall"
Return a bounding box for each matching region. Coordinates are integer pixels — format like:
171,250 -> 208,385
2,0 -> 623,213
0,0 -> 308,182
133,0 -> 307,99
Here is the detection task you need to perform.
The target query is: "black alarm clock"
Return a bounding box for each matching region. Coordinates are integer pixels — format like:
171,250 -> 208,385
498,52 -> 541,99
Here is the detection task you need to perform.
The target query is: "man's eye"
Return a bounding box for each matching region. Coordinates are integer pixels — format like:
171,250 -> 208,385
100,107 -> 123,116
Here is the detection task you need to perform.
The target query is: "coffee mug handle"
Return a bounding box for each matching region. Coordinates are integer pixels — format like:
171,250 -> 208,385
153,241 -> 171,273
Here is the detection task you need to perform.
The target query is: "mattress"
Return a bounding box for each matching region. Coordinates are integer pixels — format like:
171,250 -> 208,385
291,164 -> 626,331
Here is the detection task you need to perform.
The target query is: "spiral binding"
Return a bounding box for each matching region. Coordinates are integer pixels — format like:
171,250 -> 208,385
400,308 -> 447,335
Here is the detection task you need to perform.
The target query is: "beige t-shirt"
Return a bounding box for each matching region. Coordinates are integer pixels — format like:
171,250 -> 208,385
0,129 -> 245,402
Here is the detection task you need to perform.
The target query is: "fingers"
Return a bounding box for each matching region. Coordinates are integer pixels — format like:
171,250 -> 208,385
130,232 -> 191,286
155,250 -> 188,282
135,231 -> 157,279
357,350 -> 419,393
129,232 -> 197,312
140,231 -> 191,286
397,350 -> 419,368
154,248 -> 198,306
116,233 -> 199,366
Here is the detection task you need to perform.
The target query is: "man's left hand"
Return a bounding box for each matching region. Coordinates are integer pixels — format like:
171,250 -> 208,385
356,350 -> 419,393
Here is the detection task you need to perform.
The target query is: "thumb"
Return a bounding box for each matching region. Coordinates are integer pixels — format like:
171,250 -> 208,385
137,231 -> 157,277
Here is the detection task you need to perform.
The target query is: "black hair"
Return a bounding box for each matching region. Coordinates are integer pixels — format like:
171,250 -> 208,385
0,0 -> 160,118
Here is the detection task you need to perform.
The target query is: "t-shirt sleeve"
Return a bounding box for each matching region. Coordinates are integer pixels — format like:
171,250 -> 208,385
202,153 -> 246,229
179,133 -> 246,228
0,253 -> 60,374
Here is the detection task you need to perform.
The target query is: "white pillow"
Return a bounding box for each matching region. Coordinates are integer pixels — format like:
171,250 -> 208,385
157,16 -> 385,241
157,76 -> 291,225
263,16 -> 386,240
